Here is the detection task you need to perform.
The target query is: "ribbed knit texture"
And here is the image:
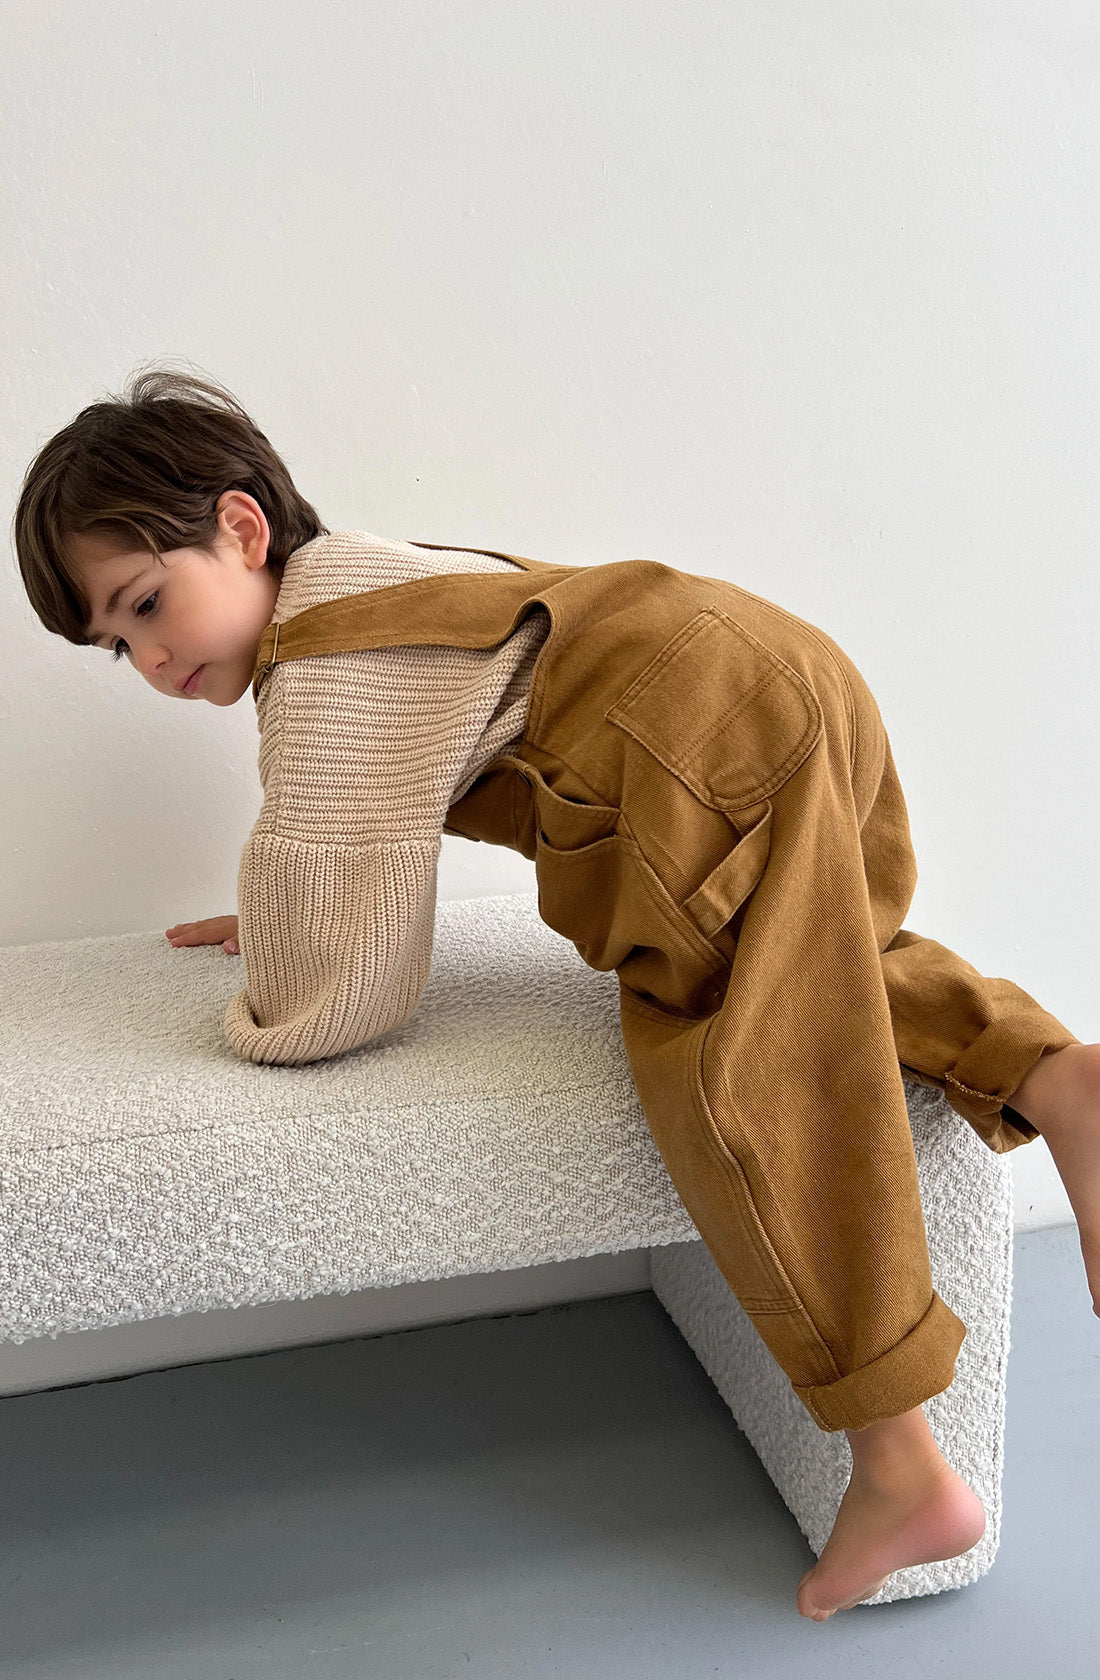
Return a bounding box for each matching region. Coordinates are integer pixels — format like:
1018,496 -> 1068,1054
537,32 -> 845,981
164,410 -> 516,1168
224,532 -> 550,1065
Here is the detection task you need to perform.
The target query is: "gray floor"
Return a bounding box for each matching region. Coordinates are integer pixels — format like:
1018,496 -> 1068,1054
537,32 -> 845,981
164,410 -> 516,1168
0,1225 -> 1096,1680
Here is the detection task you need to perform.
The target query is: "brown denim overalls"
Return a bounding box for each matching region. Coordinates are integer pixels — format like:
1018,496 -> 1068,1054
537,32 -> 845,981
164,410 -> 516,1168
252,544 -> 1079,1431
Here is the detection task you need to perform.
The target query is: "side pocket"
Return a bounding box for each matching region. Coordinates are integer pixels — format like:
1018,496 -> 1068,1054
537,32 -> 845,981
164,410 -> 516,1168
534,823 -> 729,1015
682,803 -> 773,939
606,609 -> 823,812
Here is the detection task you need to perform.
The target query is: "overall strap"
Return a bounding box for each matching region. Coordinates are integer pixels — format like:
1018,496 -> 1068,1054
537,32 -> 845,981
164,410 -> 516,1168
252,542 -> 577,703
405,541 -> 545,570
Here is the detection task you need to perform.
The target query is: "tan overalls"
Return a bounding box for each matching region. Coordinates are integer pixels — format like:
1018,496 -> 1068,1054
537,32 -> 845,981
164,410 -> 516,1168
253,544 -> 1079,1432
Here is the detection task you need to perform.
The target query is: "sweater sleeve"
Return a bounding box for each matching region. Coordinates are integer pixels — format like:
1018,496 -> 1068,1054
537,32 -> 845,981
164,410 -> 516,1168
223,829 -> 440,1066
220,534 -> 548,1068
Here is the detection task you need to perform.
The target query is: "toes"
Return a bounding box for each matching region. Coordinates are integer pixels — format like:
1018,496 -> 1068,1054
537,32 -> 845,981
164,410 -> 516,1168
797,1571 -> 831,1621
797,1568 -> 889,1620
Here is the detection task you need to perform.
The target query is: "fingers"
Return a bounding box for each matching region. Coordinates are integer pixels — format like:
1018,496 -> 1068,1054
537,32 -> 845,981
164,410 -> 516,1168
166,924 -> 208,945
165,919 -> 240,953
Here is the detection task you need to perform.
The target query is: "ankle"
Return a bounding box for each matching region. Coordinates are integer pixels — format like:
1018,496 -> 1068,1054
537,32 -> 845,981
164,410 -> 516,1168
845,1407 -> 947,1489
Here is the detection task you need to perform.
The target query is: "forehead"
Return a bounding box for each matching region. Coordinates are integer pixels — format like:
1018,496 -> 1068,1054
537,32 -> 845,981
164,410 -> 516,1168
68,530 -> 148,573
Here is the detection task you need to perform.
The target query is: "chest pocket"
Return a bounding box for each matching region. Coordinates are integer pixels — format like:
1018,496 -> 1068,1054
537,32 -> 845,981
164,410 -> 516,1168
605,608 -> 822,812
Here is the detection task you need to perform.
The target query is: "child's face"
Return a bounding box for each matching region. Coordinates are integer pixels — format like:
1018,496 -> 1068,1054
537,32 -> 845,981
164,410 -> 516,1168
73,491 -> 281,706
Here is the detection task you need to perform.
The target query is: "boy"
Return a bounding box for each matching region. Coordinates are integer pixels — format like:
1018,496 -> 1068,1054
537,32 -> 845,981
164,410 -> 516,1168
14,366 -> 1099,1621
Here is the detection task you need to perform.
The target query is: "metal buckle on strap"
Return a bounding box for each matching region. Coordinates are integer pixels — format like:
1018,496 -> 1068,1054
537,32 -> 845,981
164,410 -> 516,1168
253,621 -> 281,699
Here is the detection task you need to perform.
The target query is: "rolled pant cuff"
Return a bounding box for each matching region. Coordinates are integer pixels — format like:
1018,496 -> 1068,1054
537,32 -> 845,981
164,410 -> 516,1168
942,1016 -> 1081,1140
791,1292 -> 966,1432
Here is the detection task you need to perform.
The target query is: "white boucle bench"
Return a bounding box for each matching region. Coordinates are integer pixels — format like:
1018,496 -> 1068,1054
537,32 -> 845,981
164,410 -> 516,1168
0,891 -> 1013,1604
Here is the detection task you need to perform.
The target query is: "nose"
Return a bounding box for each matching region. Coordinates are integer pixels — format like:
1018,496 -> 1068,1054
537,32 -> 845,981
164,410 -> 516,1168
134,643 -> 172,685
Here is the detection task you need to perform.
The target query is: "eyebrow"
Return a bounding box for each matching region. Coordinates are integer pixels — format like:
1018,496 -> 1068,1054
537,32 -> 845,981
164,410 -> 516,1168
88,571 -> 150,646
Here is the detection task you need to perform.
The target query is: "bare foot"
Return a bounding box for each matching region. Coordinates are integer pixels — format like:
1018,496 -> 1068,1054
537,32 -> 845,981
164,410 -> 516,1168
797,1410 -> 986,1622
1008,1042 -> 1100,1316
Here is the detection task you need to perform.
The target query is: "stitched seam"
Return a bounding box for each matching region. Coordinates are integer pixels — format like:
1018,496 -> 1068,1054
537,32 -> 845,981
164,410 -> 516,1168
943,1072 -> 1000,1103
686,1019 -> 843,1375
682,671 -> 818,787
607,614 -> 821,803
735,593 -> 860,763
611,711 -> 816,809
671,669 -> 775,764
612,613 -> 712,705
608,610 -> 813,781
519,753 -> 618,814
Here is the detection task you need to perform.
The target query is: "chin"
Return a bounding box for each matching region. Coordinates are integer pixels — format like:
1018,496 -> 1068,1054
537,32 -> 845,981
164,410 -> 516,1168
211,674 -> 252,706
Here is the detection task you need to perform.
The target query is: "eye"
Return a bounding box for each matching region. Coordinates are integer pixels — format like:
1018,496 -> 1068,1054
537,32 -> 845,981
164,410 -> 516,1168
111,591 -> 158,662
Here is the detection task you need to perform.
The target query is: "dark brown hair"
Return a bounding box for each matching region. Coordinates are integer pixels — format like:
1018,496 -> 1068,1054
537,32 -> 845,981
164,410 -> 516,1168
12,359 -> 329,646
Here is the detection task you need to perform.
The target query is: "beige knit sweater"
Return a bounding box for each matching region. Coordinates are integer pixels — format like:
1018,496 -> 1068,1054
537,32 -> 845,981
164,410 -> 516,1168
224,531 -> 550,1065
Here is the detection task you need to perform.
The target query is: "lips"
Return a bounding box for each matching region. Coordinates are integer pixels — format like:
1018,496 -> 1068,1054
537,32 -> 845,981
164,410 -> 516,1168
178,666 -> 203,694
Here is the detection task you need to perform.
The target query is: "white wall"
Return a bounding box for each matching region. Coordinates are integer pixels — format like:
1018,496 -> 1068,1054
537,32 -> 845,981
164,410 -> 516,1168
3,2 -> 1097,1236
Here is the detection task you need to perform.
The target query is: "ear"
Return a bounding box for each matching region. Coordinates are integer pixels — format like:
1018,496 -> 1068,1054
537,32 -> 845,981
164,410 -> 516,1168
214,490 -> 270,569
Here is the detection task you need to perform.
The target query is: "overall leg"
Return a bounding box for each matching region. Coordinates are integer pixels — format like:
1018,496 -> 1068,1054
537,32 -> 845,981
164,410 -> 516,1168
616,627 -> 1070,1435
618,712 -> 963,1431
619,642 -> 1079,1431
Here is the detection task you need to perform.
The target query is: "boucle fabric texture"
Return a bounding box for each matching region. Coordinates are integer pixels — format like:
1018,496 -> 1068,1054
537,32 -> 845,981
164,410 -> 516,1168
0,894 -> 698,1344
225,531 -> 550,1067
0,891 -> 1011,1602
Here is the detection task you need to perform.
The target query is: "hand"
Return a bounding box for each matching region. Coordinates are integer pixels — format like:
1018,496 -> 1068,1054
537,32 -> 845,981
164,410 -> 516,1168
166,915 -> 239,955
